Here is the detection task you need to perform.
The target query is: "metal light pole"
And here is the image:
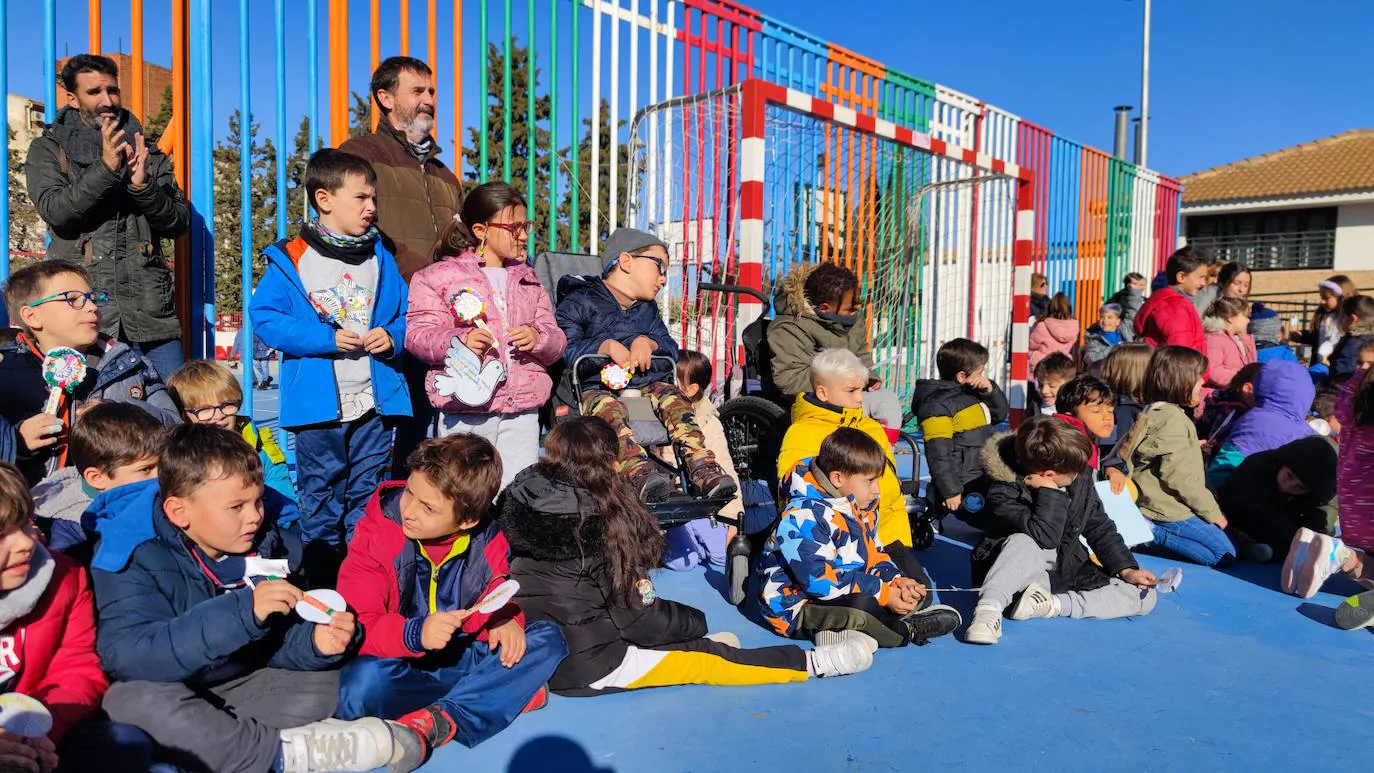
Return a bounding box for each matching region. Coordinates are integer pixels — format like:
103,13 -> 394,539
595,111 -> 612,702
1139,0 -> 1152,167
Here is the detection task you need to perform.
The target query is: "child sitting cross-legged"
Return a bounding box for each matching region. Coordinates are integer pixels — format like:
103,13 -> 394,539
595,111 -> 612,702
500,417 -> 873,693
89,424 -> 413,773
555,228 -> 735,503
0,259 -> 180,486
167,359 -> 295,501
963,417 -> 1157,645
32,402 -> 164,557
336,434 -> 568,761
0,462 -> 165,773
761,427 -> 962,649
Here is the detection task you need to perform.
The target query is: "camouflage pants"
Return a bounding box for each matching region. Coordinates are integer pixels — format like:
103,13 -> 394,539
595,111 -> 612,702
582,380 -> 715,473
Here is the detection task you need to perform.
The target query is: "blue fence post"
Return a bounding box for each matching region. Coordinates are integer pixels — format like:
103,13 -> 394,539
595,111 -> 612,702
190,0 -> 215,358
309,0 -> 319,154
1,0 -> 9,282
239,0 -> 254,415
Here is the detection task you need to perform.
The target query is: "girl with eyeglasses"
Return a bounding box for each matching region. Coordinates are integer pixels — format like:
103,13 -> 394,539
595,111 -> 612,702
406,182 -> 566,488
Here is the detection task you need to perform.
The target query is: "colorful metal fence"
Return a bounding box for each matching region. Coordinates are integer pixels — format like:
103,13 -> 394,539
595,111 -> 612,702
6,0 -> 1180,410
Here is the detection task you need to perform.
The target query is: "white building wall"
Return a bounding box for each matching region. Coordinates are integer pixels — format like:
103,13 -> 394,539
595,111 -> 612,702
1335,202 -> 1374,271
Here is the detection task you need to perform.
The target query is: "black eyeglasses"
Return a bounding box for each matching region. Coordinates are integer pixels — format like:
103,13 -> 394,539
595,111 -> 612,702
631,252 -> 668,276
186,401 -> 241,422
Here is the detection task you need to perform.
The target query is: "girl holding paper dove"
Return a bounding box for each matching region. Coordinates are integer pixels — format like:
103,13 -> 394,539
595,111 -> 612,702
406,183 -> 565,488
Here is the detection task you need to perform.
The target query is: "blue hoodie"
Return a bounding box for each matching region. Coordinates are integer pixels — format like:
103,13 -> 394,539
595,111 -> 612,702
1206,359 -> 1315,488
86,479 -> 346,686
249,236 -> 411,429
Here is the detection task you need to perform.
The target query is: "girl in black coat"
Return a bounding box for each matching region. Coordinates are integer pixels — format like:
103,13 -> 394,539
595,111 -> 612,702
497,417 -> 873,695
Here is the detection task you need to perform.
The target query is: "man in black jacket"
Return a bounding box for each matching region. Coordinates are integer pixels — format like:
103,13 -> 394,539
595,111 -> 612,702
26,54 -> 190,377
961,418 -> 1157,645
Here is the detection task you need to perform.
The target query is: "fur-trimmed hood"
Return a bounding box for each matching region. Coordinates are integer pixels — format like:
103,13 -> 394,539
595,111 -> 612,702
498,466 -> 606,563
980,431 -> 1021,484
1203,315 -> 1231,334
775,262 -> 820,317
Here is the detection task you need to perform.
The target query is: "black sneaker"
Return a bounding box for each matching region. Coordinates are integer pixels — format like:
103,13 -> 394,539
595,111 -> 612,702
1334,590 -> 1374,631
903,603 -> 962,646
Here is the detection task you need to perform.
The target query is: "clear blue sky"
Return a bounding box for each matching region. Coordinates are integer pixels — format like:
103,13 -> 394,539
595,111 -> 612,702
6,0 -> 1371,179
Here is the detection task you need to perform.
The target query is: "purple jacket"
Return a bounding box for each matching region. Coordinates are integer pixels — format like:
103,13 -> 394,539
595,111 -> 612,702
1224,359 -> 1314,456
405,249 -> 566,415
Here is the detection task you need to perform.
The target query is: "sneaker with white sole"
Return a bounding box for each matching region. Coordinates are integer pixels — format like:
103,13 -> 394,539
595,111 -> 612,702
1282,528 -> 1350,599
808,631 -> 877,677
280,717 -> 401,773
813,628 -> 880,655
903,604 -> 963,645
1334,590 -> 1374,631
964,604 -> 1002,645
1009,583 -> 1062,621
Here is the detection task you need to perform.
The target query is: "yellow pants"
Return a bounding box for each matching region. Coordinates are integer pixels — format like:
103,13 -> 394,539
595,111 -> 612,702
586,639 -> 809,692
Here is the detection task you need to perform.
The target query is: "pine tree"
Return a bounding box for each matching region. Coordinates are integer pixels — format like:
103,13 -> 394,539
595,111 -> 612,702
349,92 -> 372,139
143,86 -> 174,146
462,41 -> 560,246
7,128 -> 46,266
212,111 -> 277,313
558,99 -> 642,253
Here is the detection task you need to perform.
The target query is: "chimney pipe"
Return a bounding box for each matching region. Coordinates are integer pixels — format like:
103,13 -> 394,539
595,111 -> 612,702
1113,106 -> 1133,161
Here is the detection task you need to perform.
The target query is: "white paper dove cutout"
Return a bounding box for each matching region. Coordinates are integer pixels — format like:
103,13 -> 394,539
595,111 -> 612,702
434,335 -> 507,406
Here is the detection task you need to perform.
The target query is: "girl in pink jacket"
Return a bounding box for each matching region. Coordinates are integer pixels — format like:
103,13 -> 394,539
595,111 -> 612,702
405,183 -> 566,487
1202,296 -> 1256,403
1027,292 -> 1080,372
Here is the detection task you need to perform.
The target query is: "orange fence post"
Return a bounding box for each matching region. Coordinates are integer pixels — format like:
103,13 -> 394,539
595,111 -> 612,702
330,0 -> 349,146
170,0 -> 191,354
130,0 -> 144,120
400,0 -> 410,55
453,0 -> 462,163
371,0 -> 380,131
89,0 -> 101,54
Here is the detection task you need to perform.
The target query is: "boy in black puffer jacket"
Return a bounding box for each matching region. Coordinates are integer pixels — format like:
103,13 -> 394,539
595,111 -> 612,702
962,417 -> 1157,646
910,338 -> 1009,518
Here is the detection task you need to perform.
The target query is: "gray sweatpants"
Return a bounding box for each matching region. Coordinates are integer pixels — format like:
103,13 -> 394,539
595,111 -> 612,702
979,533 -> 1157,620
103,668 -> 339,773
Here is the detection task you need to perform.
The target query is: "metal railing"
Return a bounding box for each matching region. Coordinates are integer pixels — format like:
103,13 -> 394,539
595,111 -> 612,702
1185,230 -> 1335,271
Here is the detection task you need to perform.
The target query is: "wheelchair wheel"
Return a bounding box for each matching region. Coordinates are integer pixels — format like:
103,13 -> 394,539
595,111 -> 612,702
719,395 -> 788,494
913,518 -> 936,551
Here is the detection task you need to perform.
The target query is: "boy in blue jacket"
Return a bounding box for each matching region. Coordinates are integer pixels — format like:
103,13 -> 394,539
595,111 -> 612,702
89,424 -> 423,773
554,228 -> 734,503
249,149 -> 410,582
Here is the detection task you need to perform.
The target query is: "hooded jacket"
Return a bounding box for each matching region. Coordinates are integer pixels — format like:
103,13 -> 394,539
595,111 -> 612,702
405,249 -> 566,414
0,334 -> 181,486
765,263 -> 874,398
1207,360 -> 1315,488
962,432 -> 1136,593
87,479 -> 344,686
1106,286 -> 1144,342
337,123 -> 464,282
1116,402 -> 1224,524
554,275 -> 679,391
249,235 -> 411,429
1202,318 -> 1256,398
1327,320 -> 1374,386
1335,368 -> 1374,552
1134,286 -> 1205,353
25,108 -> 190,343
1028,317 -> 1080,372
1218,436 -> 1338,546
498,467 -> 704,693
339,481 -> 522,660
0,546 -> 108,744
757,459 -> 904,637
911,378 -> 1009,505
1083,323 -> 1124,367
777,394 -> 912,547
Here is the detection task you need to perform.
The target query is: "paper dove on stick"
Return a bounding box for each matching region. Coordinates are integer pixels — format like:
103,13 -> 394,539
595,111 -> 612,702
434,335 -> 507,406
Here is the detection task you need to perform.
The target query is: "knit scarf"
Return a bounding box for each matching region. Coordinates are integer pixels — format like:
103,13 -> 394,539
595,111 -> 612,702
49,106 -> 147,168
301,219 -> 380,265
408,135 -> 436,161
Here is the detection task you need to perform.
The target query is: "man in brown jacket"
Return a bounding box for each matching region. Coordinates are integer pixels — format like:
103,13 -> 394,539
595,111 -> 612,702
339,55 -> 465,473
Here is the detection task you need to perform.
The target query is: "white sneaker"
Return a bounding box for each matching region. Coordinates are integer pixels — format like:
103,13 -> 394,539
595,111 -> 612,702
279,717 -> 397,773
704,631 -> 741,648
1009,583 -> 1061,620
964,604 -> 1003,645
1282,527 -> 1350,599
808,631 -> 877,677
814,628 -> 880,655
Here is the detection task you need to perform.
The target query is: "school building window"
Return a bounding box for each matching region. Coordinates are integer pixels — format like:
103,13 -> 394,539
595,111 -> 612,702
1185,207 -> 1336,270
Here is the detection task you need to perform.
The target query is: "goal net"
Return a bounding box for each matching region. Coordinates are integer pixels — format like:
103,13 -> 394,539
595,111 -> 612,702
624,81 -> 1033,415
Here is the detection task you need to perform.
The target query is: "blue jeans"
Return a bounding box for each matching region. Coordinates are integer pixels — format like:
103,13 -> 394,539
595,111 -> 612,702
293,411 -> 394,550
56,720 -> 175,773
336,621 -> 568,748
252,358 -> 272,386
128,338 -> 184,380
1151,517 -> 1236,566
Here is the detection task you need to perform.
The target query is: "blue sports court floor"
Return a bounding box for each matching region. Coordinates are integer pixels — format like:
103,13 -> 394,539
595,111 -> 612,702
246,385 -> 1371,772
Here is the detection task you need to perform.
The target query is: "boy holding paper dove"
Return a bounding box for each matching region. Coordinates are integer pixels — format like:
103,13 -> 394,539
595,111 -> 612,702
87,424 -> 418,773
249,149 -> 411,584
337,434 -> 567,763
962,417 -> 1157,646
0,260 -> 179,486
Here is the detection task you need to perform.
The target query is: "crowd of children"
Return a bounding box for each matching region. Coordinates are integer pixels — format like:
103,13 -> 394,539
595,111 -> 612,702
1,139 -> 1372,772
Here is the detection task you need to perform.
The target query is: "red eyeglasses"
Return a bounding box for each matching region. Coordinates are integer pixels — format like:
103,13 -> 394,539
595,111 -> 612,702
485,221 -> 537,237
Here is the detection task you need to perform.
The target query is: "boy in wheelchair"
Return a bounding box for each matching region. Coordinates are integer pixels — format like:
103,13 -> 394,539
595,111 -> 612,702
554,228 -> 738,504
